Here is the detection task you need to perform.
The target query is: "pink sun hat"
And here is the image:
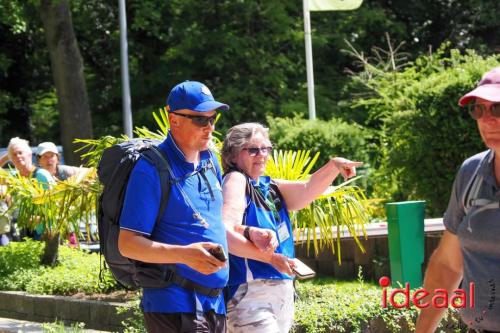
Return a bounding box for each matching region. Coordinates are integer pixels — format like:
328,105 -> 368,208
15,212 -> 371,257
459,67 -> 500,106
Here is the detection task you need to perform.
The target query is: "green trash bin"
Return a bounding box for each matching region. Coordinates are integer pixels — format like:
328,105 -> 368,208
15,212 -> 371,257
385,200 -> 425,288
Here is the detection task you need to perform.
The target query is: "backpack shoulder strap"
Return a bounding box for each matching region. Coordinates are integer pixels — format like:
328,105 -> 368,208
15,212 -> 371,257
461,150 -> 497,215
196,150 -> 221,201
142,146 -> 172,227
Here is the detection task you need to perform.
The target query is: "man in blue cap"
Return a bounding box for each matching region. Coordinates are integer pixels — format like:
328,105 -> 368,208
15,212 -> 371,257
118,81 -> 230,332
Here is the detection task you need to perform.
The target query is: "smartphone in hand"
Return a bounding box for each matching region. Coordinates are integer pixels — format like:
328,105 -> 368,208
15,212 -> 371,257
292,258 -> 316,280
208,245 -> 227,262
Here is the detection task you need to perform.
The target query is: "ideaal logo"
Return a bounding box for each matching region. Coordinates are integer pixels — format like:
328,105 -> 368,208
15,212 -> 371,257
379,276 -> 475,309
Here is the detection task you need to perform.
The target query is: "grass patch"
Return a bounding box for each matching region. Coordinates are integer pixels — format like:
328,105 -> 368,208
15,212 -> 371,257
42,320 -> 86,333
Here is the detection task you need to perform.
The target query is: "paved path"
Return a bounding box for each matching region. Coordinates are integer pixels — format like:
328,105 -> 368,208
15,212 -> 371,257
0,317 -> 109,333
0,317 -> 43,333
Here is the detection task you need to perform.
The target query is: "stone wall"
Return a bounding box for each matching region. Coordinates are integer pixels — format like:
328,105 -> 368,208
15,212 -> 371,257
0,291 -> 131,332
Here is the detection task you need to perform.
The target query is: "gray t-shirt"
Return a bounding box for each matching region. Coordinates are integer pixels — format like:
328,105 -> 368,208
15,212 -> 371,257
444,149 -> 500,330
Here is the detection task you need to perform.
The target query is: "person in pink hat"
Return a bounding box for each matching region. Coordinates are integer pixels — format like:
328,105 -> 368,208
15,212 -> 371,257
416,68 -> 500,332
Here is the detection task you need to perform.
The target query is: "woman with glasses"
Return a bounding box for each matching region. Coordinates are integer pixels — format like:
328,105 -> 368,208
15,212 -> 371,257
221,123 -> 362,333
416,68 -> 500,333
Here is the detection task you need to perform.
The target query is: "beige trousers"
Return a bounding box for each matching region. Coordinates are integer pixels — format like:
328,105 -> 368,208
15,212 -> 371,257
227,279 -> 294,333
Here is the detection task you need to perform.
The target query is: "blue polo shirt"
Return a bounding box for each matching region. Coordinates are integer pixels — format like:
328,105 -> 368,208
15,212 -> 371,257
119,132 -> 228,314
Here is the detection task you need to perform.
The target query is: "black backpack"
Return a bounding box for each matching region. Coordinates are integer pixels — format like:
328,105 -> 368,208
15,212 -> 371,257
97,138 -> 223,296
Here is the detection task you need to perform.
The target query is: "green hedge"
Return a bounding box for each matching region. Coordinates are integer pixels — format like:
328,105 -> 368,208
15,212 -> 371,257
351,48 -> 500,216
0,239 -> 116,295
268,115 -> 372,171
294,279 -> 465,333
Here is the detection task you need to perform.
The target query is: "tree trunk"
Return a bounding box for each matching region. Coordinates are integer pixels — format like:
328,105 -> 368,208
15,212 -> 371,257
41,233 -> 60,266
39,0 -> 93,165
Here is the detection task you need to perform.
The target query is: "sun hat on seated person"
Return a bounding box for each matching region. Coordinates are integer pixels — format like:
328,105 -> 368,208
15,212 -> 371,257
459,67 -> 500,106
166,81 -> 229,113
37,142 -> 59,156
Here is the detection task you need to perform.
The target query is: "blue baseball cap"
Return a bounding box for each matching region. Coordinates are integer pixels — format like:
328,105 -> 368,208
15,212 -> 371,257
166,81 -> 229,113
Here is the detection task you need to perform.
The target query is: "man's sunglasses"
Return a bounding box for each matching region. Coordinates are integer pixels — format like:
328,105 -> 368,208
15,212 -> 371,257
466,103 -> 500,120
171,112 -> 217,127
242,147 -> 273,156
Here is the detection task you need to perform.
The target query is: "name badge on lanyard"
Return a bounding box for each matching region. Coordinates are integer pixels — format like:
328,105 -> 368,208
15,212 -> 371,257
277,221 -> 290,242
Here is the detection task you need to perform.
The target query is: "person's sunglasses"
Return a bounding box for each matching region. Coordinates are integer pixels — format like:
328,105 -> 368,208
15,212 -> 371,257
466,103 -> 500,120
242,147 -> 273,157
171,112 -> 217,127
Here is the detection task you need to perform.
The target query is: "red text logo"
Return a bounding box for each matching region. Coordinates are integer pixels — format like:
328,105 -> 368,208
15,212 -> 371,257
379,276 -> 475,309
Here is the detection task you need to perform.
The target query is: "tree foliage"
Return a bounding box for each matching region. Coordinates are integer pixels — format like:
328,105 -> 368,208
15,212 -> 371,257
2,0 -> 500,144
268,115 -> 371,169
2,0 -> 500,218
348,47 -> 500,215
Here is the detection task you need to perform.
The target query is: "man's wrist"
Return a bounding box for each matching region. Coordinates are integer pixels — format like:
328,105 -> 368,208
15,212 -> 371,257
266,252 -> 275,264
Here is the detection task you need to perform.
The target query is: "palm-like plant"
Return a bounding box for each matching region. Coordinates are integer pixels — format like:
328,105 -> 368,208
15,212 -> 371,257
265,150 -> 369,263
0,168 -> 99,265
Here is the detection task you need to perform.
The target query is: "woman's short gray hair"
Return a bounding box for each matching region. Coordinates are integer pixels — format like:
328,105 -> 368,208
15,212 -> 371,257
7,137 -> 31,160
221,123 -> 270,172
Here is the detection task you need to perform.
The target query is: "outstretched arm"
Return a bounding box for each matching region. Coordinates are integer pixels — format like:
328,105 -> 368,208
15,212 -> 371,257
60,165 -> 91,179
275,157 -> 363,211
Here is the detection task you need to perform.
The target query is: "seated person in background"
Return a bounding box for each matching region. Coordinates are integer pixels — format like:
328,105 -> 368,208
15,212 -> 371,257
36,142 -> 89,181
6,138 -> 54,186
4,137 -> 55,240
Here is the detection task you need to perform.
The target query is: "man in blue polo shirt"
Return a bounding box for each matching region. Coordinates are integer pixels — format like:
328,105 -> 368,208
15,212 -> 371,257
118,81 -> 230,332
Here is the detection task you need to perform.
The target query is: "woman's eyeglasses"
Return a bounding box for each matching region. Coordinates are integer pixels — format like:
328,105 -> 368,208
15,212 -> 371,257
242,147 -> 273,156
171,112 -> 217,127
466,103 -> 500,120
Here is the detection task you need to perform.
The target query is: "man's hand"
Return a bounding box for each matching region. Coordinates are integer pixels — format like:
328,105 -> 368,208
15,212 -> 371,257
268,253 -> 294,275
249,227 -> 278,253
180,242 -> 227,275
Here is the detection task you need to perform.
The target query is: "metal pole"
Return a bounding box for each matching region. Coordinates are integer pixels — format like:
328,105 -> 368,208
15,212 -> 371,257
303,0 -> 316,120
119,0 -> 133,137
